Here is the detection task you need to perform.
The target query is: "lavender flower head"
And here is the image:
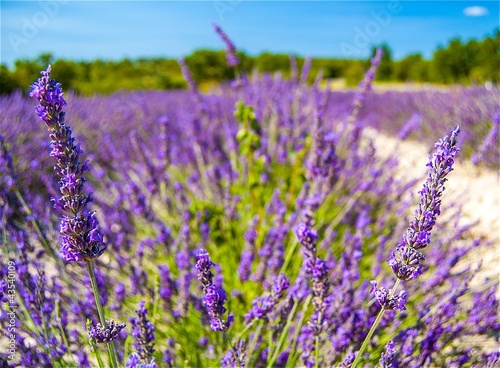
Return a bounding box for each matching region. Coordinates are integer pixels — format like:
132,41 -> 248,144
349,48 -> 383,123
389,125 -> 461,280
398,112 -> 421,140
126,354 -> 157,368
195,249 -> 233,331
212,23 -> 240,67
88,320 -> 126,343
130,300 -> 155,362
30,66 -> 106,262
221,340 -> 246,368
245,273 -> 290,322
360,48 -> 383,94
378,340 -> 398,368
295,223 -> 318,259
370,281 -> 406,311
471,110 -> 499,165
178,58 -> 198,93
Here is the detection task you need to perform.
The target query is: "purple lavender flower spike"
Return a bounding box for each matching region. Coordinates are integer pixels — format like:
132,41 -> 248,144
349,48 -> 383,123
295,223 -> 318,259
238,215 -> 259,282
88,320 -> 126,343
195,249 -> 233,332
163,338 -> 176,367
30,65 -> 106,262
388,125 -> 461,281
245,273 -> 290,322
295,221 -> 331,367
398,113 -> 421,140
339,351 -> 356,367
212,23 -> 240,67
130,300 -> 155,363
472,109 -> 499,165
486,351 -> 499,368
300,56 -> 312,84
178,58 -> 198,93
221,340 -> 246,368
378,340 -> 399,368
126,354 -> 157,368
158,265 -> 175,303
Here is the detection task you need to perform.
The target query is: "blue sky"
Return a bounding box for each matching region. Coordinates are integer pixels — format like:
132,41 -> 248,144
1,1 -> 498,67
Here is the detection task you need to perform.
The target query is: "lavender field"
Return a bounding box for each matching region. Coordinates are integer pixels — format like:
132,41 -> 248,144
1,32 -> 500,368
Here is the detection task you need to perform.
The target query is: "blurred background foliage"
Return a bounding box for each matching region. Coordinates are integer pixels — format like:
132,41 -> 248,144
1,29 -> 498,95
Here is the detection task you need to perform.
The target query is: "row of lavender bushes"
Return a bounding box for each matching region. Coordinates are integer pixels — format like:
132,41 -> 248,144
1,25 -> 499,367
1,77 -> 499,189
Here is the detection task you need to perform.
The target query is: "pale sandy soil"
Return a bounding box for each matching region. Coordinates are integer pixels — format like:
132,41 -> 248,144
364,127 -> 500,290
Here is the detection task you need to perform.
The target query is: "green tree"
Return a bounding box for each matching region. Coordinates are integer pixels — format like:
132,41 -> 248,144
185,50 -> 234,82
393,53 -> 429,82
0,64 -> 18,94
254,53 -> 290,73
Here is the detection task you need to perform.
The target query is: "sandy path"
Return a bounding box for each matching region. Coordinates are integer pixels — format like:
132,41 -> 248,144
364,127 -> 499,286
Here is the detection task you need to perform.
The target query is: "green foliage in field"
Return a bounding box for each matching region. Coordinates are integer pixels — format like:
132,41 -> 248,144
1,29 -> 498,95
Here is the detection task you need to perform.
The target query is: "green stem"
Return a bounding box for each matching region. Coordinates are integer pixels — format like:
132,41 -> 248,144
233,318 -> 256,342
18,298 -> 53,356
314,312 -> 322,368
87,262 -> 119,368
280,238 -> 299,273
351,307 -> 385,368
352,279 -> 401,368
247,321 -> 264,366
267,328 -> 274,362
90,338 -> 105,368
288,295 -> 312,365
266,299 -> 299,367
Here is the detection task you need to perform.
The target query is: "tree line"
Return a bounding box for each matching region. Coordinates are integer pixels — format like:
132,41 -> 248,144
1,29 -> 498,95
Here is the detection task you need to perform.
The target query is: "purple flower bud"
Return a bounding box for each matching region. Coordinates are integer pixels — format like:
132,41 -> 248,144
195,249 -> 232,332
130,300 -> 155,362
370,281 -> 407,311
126,354 -> 157,368
379,340 -> 399,368
88,320 -> 126,343
221,340 -> 246,368
212,23 -> 240,67
295,224 -> 318,255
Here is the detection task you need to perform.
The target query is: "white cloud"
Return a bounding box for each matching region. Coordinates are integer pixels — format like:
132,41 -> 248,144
463,6 -> 488,17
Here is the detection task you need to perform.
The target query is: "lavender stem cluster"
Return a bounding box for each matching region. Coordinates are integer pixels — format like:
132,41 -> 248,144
388,125 -> 461,281
295,224 -> 330,313
31,66 -> 124,368
295,223 -> 331,367
195,249 -> 233,332
130,300 -> 155,363
355,125 -> 462,368
30,65 -> 106,263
